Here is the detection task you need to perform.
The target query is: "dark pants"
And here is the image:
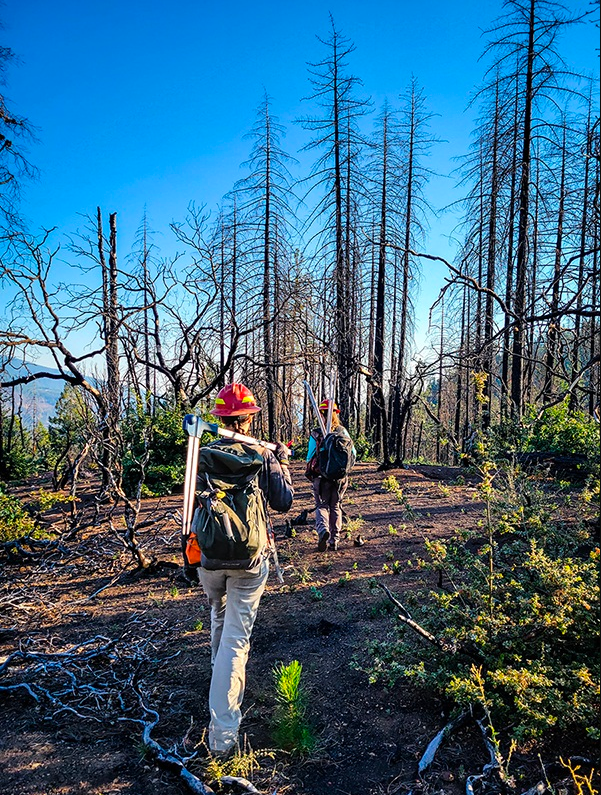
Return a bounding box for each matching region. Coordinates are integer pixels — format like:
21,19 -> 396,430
312,477 -> 347,545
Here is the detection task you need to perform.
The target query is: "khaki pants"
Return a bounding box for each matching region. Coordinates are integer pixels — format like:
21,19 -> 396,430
199,557 -> 269,753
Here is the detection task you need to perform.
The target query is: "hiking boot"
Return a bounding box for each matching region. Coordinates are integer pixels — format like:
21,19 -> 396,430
328,542 -> 339,552
317,532 -> 330,552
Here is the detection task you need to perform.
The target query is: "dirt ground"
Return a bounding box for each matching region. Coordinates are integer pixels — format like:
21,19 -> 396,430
0,461 -> 596,795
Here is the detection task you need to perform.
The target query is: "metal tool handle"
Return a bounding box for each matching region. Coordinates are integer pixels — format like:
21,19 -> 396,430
266,515 -> 284,584
325,375 -> 335,435
182,435 -> 200,538
217,426 -> 278,452
303,380 -> 327,437
183,414 -> 277,451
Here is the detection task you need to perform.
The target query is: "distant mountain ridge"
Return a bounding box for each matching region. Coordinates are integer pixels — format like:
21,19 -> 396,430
1,360 -> 65,426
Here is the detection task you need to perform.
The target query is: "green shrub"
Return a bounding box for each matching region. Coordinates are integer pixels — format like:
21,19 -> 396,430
353,433 -> 374,461
138,463 -> 186,496
363,469 -> 600,746
490,401 -> 600,475
0,489 -> 36,541
525,399 -> 600,463
0,416 -> 38,481
121,402 -> 187,496
0,445 -> 37,481
48,385 -> 96,470
0,486 -> 65,542
489,418 -> 532,457
30,489 -> 73,512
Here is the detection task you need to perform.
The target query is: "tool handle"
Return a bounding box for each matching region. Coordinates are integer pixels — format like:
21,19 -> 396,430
183,414 -> 277,451
217,426 -> 277,452
302,381 -> 327,437
325,375 -> 335,435
182,436 -> 200,537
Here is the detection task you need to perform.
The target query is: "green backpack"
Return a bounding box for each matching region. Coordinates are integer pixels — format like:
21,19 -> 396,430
190,440 -> 268,570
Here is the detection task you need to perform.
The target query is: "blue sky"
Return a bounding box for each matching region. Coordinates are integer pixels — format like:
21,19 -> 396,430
3,0 -> 599,356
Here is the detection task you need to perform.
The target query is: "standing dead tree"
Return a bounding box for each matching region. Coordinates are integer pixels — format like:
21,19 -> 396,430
388,79 -> 437,464
167,206 -> 268,410
425,247 -> 601,415
298,14 -> 370,425
233,91 -> 297,439
476,0 -> 591,419
0,221 -> 169,562
0,228 -> 111,446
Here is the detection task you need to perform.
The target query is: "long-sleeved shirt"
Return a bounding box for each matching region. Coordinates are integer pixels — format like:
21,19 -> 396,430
258,447 -> 294,513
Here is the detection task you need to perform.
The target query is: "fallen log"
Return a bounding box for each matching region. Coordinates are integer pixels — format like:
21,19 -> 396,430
408,708 -> 527,795
465,717 -> 502,795
376,581 -> 461,653
220,776 -> 262,793
513,452 -> 588,476
1,536 -> 69,564
123,701 -> 216,795
417,710 -> 472,775
376,582 -> 444,648
375,583 -> 486,662
518,784 -> 546,795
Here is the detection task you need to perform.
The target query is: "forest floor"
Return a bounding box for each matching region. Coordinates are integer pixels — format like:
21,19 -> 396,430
0,460 -> 597,795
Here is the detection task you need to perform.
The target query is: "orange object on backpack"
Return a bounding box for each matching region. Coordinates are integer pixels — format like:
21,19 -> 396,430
185,533 -> 202,566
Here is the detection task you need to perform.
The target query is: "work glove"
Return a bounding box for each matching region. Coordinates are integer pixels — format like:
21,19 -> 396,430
274,441 -> 291,465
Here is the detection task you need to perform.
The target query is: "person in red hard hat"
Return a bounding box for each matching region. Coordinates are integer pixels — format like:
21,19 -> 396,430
305,398 -> 355,552
198,383 -> 293,758
211,382 -> 263,417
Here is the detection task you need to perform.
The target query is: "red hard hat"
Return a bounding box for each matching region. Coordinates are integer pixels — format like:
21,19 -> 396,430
212,383 -> 261,416
319,398 -> 340,413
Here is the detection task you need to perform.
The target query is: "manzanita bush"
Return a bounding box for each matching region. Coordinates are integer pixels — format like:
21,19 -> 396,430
365,451 -> 599,746
121,401 -> 187,496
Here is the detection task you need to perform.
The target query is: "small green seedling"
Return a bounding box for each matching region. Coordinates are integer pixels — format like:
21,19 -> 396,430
309,586 -> 323,601
272,660 -> 315,754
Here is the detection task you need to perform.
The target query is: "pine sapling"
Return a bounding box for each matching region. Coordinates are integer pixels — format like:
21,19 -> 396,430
271,660 -> 315,754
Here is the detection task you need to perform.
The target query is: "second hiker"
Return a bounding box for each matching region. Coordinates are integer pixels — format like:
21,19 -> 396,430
305,399 -> 356,552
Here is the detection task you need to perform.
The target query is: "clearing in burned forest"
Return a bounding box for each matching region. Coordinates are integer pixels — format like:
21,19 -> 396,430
0,4 -> 599,792
0,458 -> 598,795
